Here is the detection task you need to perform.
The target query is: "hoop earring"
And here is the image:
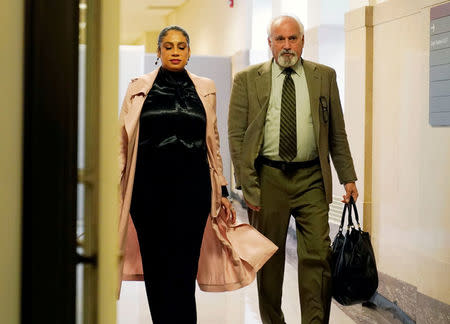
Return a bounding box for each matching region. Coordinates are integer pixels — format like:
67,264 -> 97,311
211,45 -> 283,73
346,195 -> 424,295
155,57 -> 160,65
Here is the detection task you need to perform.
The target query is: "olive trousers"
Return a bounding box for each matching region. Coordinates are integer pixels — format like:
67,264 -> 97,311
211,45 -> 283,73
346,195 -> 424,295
249,163 -> 332,324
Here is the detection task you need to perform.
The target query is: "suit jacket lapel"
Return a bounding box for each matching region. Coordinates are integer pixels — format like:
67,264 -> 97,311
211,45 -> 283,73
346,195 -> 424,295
303,60 -> 321,148
246,61 -> 272,157
255,60 -> 272,111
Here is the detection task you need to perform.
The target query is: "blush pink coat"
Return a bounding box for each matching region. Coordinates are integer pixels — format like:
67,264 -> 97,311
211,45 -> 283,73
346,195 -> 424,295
118,68 -> 277,297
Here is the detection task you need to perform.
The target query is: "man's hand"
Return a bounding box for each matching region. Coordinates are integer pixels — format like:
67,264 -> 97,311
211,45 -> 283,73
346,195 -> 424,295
245,199 -> 261,212
342,182 -> 358,203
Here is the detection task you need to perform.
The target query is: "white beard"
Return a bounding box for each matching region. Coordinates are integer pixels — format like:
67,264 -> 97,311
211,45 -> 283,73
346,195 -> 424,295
277,52 -> 298,67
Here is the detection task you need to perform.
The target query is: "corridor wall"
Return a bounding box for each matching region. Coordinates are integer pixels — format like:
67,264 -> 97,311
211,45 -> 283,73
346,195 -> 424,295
345,1 -> 450,321
166,0 -> 252,56
0,1 -> 24,324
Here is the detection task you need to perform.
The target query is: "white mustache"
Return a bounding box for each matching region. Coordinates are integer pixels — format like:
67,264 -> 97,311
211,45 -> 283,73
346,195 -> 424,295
280,50 -> 296,55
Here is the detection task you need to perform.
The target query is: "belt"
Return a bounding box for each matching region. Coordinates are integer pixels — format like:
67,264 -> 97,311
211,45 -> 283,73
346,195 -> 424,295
257,156 -> 320,172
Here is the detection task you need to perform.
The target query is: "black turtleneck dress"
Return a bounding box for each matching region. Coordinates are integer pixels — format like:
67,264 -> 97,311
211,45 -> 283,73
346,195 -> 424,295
130,68 -> 211,324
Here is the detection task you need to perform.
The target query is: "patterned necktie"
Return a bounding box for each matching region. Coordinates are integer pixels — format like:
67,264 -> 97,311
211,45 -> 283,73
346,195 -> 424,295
279,67 -> 297,161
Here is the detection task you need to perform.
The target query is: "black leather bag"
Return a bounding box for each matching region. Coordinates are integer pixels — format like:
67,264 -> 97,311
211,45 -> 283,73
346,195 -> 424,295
331,197 -> 378,305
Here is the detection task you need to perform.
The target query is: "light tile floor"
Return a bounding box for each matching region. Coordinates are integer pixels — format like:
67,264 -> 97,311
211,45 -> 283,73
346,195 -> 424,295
117,200 -> 356,324
118,264 -> 356,324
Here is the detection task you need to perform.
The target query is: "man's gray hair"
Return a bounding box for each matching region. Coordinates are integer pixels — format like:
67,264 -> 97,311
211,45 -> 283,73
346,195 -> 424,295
267,14 -> 304,38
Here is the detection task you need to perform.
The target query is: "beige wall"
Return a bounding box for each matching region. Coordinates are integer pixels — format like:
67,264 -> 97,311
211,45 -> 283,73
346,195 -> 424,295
345,6 -> 373,231
346,0 -> 450,304
144,31 -> 159,53
350,0 -> 379,10
0,1 -> 23,324
167,0 -> 252,56
350,0 -> 371,10
97,1 -> 120,323
132,31 -> 159,53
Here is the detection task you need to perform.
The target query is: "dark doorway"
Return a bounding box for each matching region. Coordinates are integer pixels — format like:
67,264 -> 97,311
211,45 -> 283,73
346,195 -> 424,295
23,1 -> 79,323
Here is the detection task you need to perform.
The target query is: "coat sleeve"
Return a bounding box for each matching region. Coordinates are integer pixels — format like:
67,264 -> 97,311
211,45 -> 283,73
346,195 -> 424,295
210,81 -> 228,187
119,102 -> 128,185
119,79 -> 137,185
228,71 -> 249,189
328,69 -> 357,184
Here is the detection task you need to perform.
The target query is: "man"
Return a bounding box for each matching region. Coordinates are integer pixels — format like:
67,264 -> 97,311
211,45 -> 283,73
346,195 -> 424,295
228,15 -> 358,324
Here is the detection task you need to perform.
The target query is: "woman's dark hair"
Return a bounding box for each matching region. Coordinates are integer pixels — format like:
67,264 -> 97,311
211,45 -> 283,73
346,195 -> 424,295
157,26 -> 190,51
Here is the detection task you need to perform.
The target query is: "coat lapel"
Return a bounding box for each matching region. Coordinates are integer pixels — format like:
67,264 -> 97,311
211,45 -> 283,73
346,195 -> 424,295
303,60 -> 321,148
189,71 -> 216,112
123,70 -> 158,136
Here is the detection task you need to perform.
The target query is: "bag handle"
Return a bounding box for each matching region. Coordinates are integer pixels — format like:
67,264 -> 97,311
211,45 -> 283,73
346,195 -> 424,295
339,204 -> 348,233
347,199 -> 354,229
339,196 -> 361,232
338,203 -> 348,232
350,196 -> 361,229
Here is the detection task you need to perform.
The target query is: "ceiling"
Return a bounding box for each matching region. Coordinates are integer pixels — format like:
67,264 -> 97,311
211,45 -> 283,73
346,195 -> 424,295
120,0 -> 188,44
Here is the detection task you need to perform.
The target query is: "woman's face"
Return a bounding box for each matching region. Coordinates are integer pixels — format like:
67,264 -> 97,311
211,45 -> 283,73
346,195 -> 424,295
158,30 -> 190,72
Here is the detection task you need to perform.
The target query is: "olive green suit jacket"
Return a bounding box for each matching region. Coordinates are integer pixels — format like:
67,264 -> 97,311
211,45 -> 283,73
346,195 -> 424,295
228,59 -> 357,206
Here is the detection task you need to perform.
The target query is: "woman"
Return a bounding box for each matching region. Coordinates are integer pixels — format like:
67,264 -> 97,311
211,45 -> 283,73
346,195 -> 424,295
118,26 -> 277,323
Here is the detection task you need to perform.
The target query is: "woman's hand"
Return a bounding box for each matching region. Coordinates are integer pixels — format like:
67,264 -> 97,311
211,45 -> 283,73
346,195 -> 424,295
220,197 -> 237,224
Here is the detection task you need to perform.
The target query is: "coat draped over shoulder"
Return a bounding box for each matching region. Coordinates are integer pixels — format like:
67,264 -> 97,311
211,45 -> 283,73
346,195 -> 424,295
117,68 -> 277,296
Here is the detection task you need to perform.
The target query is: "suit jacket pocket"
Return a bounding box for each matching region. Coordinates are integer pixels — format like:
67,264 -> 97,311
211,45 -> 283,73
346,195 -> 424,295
319,96 -> 329,124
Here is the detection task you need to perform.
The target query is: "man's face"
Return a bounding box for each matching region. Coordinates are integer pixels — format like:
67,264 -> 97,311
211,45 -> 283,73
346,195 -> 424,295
268,18 -> 304,67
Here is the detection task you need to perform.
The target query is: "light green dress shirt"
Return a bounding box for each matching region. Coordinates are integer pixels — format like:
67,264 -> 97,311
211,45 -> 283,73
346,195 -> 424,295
261,60 -> 318,162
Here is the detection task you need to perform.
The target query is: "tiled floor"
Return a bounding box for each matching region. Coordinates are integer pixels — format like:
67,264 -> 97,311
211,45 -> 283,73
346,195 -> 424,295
116,201 -> 366,324
117,265 -> 356,324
